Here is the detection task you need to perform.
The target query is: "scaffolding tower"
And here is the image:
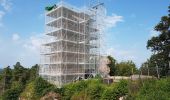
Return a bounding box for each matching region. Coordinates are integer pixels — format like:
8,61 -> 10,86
39,1 -> 105,87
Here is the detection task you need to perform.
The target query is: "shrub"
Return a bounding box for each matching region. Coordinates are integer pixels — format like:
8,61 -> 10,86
2,87 -> 22,100
86,84 -> 105,100
20,81 -> 38,100
101,80 -> 128,100
116,80 -> 128,96
101,87 -> 118,100
71,91 -> 90,100
135,78 -> 170,100
34,77 -> 54,97
62,80 -> 88,100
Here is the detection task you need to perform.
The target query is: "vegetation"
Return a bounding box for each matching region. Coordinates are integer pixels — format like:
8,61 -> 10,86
115,61 -> 138,76
0,62 -> 170,100
107,56 -> 138,76
142,5 -> 170,77
62,79 -> 129,100
0,62 -> 39,100
129,78 -> 170,100
107,56 -> 117,76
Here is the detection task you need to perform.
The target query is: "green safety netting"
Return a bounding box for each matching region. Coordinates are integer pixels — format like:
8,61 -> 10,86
45,4 -> 56,11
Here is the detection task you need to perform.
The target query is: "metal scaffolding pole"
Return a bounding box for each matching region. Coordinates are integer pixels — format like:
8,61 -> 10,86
39,1 -> 104,87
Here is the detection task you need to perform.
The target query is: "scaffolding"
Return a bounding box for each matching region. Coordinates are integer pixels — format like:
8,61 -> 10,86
39,1 -> 105,87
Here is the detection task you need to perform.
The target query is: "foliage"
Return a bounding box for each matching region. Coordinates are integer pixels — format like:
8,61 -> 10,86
116,61 -> 138,76
62,80 -> 88,100
107,56 -> 116,76
86,83 -> 105,100
146,5 -> 170,76
62,79 -> 103,100
34,77 -> 54,97
101,87 -> 118,100
29,64 -> 38,81
62,79 -> 129,100
0,62 -> 40,99
71,91 -> 90,100
0,62 -> 170,100
106,55 -> 138,76
101,80 -> 128,100
2,66 -> 13,90
20,81 -> 38,100
126,80 -> 143,100
2,86 -> 23,100
13,62 -> 30,85
94,74 -> 102,79
135,78 -> 170,100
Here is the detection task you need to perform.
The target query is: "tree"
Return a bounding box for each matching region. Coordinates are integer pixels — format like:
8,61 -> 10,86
141,56 -> 162,77
147,5 -> 170,76
107,56 -> 116,76
86,84 -> 105,100
34,77 -> 54,97
2,66 -> 13,90
116,61 -> 137,76
29,64 -> 39,81
0,66 -> 13,98
12,62 -> 29,85
2,87 -> 22,100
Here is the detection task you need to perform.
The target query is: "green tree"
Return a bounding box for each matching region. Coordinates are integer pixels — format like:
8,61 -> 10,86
116,61 -> 137,76
147,5 -> 170,76
34,77 -> 54,97
2,87 -> 22,100
86,84 -> 105,100
140,58 -> 158,76
107,56 -> 116,76
2,66 -> 13,90
29,64 -> 39,81
12,62 -> 29,85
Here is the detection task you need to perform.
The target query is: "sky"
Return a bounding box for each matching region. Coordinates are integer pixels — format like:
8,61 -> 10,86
0,0 -> 169,68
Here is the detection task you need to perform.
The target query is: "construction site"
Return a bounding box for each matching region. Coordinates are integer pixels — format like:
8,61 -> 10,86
39,0 -> 105,87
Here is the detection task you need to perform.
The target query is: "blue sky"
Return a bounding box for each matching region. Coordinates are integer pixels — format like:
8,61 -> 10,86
0,0 -> 169,68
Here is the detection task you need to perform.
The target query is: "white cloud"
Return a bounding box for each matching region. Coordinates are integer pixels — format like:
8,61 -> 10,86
0,33 -> 43,68
0,0 -> 12,27
150,30 -> 159,37
0,0 -> 12,11
23,34 -> 43,53
103,13 -> 123,30
12,33 -> 20,41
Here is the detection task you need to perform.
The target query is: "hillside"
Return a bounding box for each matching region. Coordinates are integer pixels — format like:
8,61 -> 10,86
0,62 -> 170,100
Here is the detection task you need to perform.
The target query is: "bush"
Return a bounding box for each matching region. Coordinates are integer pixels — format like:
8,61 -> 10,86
101,87 -> 118,100
62,80 -> 88,100
86,84 -> 105,100
20,81 -> 38,100
116,80 -> 128,96
2,87 -> 22,100
2,80 -> 24,100
135,78 -> 170,100
101,80 -> 128,100
34,77 -> 54,97
71,91 -> 90,100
